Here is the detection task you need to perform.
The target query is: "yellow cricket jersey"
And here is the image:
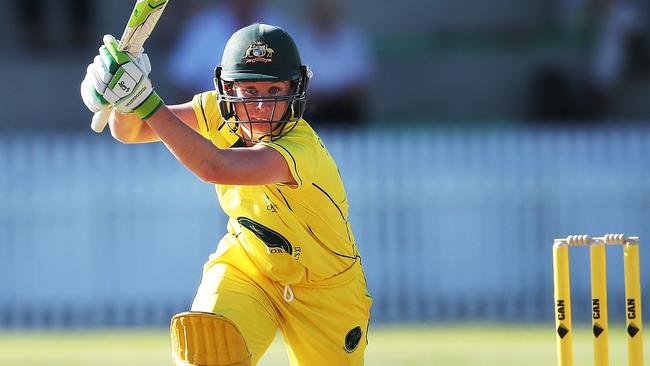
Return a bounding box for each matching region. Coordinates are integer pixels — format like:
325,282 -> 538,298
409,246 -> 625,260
192,91 -> 360,285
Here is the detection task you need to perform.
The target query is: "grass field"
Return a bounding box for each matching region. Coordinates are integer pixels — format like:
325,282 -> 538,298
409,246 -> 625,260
0,324 -> 647,365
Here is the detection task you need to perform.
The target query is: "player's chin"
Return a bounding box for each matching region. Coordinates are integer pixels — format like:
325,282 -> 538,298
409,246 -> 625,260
241,124 -> 271,138
251,120 -> 281,131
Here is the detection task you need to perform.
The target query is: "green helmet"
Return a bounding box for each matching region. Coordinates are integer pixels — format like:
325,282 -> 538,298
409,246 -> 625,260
214,23 -> 310,142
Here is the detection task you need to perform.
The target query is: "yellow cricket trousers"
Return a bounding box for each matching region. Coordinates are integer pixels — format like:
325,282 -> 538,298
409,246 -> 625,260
191,245 -> 372,366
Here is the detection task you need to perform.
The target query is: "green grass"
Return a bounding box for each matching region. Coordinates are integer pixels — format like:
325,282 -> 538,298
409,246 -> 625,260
0,324 -> 647,365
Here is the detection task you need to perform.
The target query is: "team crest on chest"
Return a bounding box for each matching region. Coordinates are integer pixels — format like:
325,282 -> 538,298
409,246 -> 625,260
243,41 -> 274,63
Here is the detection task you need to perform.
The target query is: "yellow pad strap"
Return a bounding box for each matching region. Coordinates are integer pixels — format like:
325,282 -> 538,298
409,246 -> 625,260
170,311 -> 251,366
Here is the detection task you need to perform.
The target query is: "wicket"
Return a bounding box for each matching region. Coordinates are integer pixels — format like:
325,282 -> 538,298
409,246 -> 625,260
553,234 -> 644,366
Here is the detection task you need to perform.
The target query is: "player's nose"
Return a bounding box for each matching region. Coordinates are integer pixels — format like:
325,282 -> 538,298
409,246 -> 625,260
254,100 -> 274,112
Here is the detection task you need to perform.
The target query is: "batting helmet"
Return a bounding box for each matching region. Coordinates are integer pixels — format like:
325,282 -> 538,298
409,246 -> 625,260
214,23 -> 310,142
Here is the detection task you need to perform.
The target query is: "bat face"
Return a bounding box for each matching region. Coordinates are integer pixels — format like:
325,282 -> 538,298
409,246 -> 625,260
128,0 -> 169,28
119,0 -> 170,54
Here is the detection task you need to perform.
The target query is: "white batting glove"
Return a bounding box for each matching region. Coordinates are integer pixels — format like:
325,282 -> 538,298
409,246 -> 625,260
80,54 -> 111,114
81,35 -> 161,119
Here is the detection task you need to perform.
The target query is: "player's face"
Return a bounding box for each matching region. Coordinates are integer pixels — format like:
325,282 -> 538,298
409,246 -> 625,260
232,81 -> 292,140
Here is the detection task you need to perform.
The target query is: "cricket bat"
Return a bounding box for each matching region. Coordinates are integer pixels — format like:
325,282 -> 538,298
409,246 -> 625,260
91,0 -> 170,133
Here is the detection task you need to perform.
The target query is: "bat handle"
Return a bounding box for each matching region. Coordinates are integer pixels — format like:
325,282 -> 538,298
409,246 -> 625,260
91,108 -> 111,133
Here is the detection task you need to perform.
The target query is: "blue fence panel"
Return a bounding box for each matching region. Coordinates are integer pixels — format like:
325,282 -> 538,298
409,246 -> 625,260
1,126 -> 649,328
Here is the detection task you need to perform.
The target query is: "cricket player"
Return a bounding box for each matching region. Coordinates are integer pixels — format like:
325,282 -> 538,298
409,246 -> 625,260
81,23 -> 372,366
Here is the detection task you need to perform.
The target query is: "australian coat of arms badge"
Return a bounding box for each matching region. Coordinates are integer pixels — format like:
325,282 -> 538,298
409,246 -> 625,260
243,41 -> 274,63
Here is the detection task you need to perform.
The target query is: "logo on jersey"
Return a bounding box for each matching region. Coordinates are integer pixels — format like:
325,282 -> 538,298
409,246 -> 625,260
243,41 -> 274,63
237,217 -> 292,255
344,326 -> 363,353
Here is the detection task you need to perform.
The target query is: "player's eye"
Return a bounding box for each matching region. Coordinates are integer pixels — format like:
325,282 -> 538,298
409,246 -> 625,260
269,87 -> 281,95
236,87 -> 257,96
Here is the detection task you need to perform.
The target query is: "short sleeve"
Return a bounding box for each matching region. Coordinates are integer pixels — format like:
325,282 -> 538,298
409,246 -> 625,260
260,122 -> 318,188
192,91 -> 240,148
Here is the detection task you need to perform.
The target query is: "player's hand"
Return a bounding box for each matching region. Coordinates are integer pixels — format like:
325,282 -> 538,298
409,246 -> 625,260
83,35 -> 162,119
80,35 -> 155,116
80,48 -> 112,115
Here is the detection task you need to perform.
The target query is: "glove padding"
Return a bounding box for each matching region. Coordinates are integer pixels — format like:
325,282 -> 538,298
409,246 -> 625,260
80,35 -> 162,119
80,54 -> 111,114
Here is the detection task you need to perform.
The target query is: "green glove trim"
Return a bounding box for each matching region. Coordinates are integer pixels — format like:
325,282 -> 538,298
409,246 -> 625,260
108,68 -> 126,90
104,37 -> 131,65
92,88 -> 109,105
100,46 -> 119,75
134,91 -> 163,120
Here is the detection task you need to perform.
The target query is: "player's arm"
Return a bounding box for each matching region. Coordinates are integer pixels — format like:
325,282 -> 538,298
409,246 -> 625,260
83,35 -> 295,185
144,105 -> 296,185
81,34 -> 198,144
109,101 -> 198,144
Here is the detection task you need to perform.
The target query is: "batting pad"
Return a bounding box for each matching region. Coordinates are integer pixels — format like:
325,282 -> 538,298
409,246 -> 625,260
170,311 -> 251,366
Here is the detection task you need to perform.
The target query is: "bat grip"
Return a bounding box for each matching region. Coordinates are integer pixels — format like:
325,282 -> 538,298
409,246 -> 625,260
91,108 -> 111,133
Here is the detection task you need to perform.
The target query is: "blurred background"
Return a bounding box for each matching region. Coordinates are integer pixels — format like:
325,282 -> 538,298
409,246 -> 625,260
1,0 -> 650,364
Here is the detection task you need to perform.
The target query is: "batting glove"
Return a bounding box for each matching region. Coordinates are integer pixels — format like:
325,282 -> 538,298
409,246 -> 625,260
81,35 -> 162,120
81,34 -> 150,114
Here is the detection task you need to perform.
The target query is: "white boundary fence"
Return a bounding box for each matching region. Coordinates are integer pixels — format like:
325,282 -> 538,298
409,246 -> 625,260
1,126 -> 649,327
